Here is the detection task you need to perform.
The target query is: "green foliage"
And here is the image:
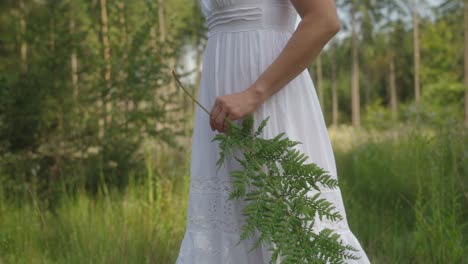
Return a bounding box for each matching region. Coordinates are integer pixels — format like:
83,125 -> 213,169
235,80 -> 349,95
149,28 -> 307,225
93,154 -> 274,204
212,114 -> 360,264
0,0 -> 205,207
362,98 -> 395,129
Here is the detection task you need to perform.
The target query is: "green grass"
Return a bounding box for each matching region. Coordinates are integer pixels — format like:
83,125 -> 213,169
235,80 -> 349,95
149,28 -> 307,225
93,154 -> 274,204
333,124 -> 468,264
0,124 -> 467,263
0,146 -> 190,264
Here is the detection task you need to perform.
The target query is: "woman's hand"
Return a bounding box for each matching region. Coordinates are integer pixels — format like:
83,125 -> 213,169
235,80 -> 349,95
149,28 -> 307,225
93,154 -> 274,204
209,86 -> 266,133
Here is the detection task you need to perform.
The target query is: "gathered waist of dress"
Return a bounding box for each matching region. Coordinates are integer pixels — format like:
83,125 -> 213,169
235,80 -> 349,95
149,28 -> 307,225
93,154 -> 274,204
205,3 -> 297,37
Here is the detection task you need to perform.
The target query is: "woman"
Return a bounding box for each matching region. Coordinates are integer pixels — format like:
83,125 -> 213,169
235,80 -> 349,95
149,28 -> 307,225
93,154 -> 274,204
176,0 -> 371,263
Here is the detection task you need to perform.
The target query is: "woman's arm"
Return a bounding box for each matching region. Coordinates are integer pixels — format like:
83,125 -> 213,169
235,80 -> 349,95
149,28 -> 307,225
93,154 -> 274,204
210,0 -> 340,133
249,0 -> 340,102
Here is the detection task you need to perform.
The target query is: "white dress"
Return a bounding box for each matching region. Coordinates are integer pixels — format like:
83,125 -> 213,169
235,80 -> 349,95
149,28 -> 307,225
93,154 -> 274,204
176,0 -> 371,263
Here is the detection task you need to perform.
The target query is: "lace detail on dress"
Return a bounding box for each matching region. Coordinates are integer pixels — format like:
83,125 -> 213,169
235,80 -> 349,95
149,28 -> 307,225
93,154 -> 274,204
175,229 -> 261,264
187,174 -> 351,235
190,175 -> 234,194
186,188 -> 248,234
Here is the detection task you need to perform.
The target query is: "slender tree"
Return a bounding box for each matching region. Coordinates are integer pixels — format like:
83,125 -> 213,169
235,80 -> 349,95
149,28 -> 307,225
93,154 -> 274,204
381,0 -> 406,120
389,52 -> 398,120
189,0 -> 207,135
70,0 -> 78,99
158,0 -> 166,43
413,0 -> 421,104
465,0 -> 468,126
351,2 -> 360,127
19,0 -> 27,72
331,42 -> 339,127
118,0 -> 128,82
99,0 -> 111,139
338,0 -> 381,127
316,53 -> 324,113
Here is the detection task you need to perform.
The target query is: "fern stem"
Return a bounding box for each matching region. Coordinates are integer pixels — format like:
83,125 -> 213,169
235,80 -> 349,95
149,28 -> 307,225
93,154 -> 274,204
172,69 -> 211,115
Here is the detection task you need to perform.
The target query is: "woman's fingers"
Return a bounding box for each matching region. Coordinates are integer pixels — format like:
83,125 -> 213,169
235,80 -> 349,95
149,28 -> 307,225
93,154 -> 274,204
210,95 -> 240,133
213,107 -> 227,132
221,113 -> 230,133
210,100 -> 221,131
210,99 -> 226,132
210,115 -> 216,131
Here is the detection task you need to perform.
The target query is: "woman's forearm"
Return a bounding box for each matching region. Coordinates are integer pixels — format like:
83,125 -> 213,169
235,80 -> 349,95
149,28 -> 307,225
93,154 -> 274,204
208,0 -> 340,133
247,0 -> 340,103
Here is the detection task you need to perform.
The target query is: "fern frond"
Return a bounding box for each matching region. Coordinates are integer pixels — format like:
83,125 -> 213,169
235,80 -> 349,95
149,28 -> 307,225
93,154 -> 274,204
211,114 -> 361,264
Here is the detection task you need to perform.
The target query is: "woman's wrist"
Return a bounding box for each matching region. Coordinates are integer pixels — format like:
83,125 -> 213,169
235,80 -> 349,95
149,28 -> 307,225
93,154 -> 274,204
246,80 -> 270,107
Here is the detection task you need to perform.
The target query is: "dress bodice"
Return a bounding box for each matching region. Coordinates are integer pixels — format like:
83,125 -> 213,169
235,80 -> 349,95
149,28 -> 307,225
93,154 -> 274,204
199,0 -> 298,37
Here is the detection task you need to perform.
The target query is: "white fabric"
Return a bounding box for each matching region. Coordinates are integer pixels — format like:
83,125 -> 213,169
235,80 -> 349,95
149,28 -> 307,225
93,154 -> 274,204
176,0 -> 371,263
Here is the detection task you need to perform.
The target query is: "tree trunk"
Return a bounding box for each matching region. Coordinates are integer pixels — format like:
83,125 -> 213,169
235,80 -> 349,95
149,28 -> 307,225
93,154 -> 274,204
389,53 -> 398,121
118,0 -> 128,75
351,2 -> 360,128
19,0 -> 27,72
158,0 -> 166,43
70,1 -> 79,99
99,0 -> 111,139
386,5 -> 398,121
118,0 -> 131,122
159,0 -> 180,133
194,43 -> 203,106
465,0 -> 468,127
150,19 -> 157,114
413,0 -> 420,104
189,33 -> 203,137
316,54 -> 324,113
331,44 -> 339,127
49,15 -> 55,52
150,26 -> 158,55
50,4 -> 62,183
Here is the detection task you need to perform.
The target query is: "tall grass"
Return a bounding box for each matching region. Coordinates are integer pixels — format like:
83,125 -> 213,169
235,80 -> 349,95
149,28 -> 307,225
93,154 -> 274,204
1,124 -> 467,263
333,123 -> 468,264
0,142 -> 190,264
